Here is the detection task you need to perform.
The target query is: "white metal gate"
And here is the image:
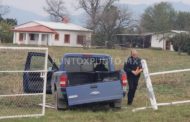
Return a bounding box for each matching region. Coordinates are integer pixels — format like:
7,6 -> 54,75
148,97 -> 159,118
133,59 -> 190,112
0,47 -> 48,119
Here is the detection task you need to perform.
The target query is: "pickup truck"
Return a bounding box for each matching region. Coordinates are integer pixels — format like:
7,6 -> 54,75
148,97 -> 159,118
23,53 -> 127,110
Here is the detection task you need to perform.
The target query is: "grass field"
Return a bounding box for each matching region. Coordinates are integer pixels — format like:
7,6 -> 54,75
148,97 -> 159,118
1,44 -> 190,122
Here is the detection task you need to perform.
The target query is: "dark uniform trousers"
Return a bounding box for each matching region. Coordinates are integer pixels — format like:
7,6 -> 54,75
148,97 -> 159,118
127,76 -> 140,104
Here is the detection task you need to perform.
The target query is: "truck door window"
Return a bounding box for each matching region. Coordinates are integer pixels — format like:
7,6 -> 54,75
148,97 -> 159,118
30,56 -> 53,70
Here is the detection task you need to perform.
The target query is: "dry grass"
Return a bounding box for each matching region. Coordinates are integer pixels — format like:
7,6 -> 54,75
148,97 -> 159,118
0,44 -> 190,122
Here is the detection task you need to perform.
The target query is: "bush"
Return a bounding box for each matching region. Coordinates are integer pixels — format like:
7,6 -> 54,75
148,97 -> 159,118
172,33 -> 190,55
0,21 -> 14,43
186,40 -> 190,55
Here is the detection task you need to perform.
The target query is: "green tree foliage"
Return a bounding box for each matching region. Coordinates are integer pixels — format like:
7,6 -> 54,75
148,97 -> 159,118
174,12 -> 190,31
4,18 -> 17,26
0,3 -> 17,43
186,40 -> 190,55
172,33 -> 190,55
141,2 -> 176,32
0,16 -> 17,43
0,21 -> 15,43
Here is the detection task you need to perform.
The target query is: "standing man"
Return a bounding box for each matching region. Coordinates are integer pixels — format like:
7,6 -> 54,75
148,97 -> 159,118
124,49 -> 143,105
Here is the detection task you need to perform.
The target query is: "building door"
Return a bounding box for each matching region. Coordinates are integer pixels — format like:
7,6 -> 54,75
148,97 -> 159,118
166,41 -> 171,50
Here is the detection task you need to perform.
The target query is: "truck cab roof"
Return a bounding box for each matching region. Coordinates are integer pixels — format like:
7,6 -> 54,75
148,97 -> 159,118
63,53 -> 111,58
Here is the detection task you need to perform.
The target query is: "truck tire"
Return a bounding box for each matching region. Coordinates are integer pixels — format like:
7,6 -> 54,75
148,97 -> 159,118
110,100 -> 122,109
53,90 -> 68,110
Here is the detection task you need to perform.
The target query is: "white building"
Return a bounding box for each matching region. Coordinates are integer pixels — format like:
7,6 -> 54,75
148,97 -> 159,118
12,21 -> 93,47
151,30 -> 189,51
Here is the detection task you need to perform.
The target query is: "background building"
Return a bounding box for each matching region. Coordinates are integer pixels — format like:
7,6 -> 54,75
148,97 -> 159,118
12,21 -> 92,47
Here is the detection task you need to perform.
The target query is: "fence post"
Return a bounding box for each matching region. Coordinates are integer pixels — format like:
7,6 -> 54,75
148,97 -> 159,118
141,59 -> 158,110
42,48 -> 48,115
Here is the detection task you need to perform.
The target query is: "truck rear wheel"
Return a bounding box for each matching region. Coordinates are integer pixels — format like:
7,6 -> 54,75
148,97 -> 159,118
110,100 -> 122,109
53,90 -> 68,110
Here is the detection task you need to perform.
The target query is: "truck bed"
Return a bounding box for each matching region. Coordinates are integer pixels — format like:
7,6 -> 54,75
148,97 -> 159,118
67,71 -> 120,86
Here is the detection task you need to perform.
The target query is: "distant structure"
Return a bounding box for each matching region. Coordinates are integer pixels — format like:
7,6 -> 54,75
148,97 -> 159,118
115,30 -> 189,51
12,20 -> 92,47
151,30 -> 189,51
115,33 -> 152,49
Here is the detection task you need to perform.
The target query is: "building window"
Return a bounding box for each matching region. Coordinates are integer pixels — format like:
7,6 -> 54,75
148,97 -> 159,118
64,34 -> 70,43
42,34 -> 48,41
19,33 -> 24,41
55,34 -> 59,40
29,34 -> 35,41
29,33 -> 38,41
77,35 -> 86,45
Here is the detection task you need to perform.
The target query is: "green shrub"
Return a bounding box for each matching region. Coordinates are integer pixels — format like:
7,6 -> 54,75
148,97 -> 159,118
172,33 -> 190,55
185,40 -> 190,55
0,21 -> 14,43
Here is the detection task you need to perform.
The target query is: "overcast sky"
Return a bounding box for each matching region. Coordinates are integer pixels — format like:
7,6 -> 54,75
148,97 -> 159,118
2,0 -> 190,16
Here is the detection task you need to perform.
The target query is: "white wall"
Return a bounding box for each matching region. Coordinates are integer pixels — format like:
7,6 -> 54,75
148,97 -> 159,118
13,32 -> 51,46
13,30 -> 92,47
151,33 -> 176,51
50,30 -> 92,47
13,32 -> 26,45
151,34 -> 165,49
13,21 -> 92,47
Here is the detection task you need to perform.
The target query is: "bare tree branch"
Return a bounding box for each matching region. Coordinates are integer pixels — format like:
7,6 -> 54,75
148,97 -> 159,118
78,0 -> 102,30
44,0 -> 68,22
98,6 -> 132,41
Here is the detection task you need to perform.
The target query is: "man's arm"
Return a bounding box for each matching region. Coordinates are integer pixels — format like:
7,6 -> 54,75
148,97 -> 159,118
124,58 -> 141,76
136,59 -> 143,75
124,62 -> 132,73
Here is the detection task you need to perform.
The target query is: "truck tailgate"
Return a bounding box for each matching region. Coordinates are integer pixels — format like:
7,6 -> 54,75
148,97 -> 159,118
66,81 -> 123,106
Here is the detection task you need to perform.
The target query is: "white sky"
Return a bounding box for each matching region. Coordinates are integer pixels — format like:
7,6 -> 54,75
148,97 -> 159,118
120,0 -> 190,4
2,0 -> 190,16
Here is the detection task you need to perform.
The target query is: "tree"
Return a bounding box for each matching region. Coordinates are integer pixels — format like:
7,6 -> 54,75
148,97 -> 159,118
171,33 -> 190,55
44,0 -> 68,22
4,18 -> 17,26
186,40 -> 190,55
78,0 -> 101,31
141,2 -> 176,33
0,21 -> 13,43
174,12 -> 190,31
98,6 -> 131,46
0,18 -> 17,43
78,0 -> 132,47
78,0 -> 117,31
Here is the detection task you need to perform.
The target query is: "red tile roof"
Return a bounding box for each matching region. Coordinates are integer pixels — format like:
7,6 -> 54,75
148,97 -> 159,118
12,25 -> 57,33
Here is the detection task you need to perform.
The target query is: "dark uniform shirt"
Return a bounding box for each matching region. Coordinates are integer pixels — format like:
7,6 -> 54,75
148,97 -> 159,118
124,56 -> 142,79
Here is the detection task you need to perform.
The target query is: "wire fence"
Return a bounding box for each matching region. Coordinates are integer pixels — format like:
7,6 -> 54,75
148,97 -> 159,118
0,47 -> 48,119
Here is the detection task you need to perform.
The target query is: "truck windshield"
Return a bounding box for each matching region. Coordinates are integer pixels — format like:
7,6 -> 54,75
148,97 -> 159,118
63,57 -> 110,72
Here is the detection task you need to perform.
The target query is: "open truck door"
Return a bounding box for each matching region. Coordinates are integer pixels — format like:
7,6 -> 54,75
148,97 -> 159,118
23,52 -> 58,94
